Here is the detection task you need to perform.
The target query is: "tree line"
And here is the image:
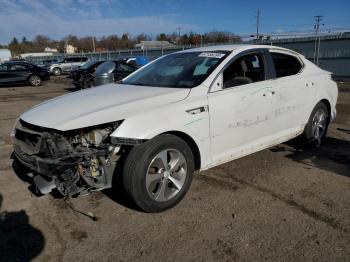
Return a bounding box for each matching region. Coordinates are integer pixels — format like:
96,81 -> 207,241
3,31 -> 241,56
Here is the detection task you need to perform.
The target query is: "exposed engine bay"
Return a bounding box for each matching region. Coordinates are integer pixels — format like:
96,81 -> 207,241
12,119 -> 124,197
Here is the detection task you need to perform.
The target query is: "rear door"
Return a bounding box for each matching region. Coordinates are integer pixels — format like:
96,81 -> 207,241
268,51 -> 314,131
10,64 -> 31,82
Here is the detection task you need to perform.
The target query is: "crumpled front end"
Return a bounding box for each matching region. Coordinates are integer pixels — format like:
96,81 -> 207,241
12,119 -> 123,197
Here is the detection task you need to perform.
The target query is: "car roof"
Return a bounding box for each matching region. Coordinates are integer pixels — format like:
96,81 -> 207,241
178,44 -> 299,55
4,61 -> 34,65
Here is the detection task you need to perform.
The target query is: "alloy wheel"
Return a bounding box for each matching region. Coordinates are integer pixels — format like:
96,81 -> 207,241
146,149 -> 187,202
30,76 -> 41,86
312,108 -> 327,143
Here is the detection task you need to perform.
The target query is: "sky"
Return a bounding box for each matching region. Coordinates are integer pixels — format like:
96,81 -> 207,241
0,0 -> 349,44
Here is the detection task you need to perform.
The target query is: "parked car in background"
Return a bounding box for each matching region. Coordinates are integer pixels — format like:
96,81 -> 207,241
49,56 -> 88,76
94,61 -> 138,82
0,61 -> 50,86
70,60 -> 105,89
11,45 -> 337,212
35,59 -> 59,70
73,60 -> 138,89
72,57 -> 148,89
117,56 -> 149,68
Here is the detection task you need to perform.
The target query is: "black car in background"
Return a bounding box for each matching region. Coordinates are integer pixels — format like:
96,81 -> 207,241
72,60 -> 137,89
0,61 -> 50,86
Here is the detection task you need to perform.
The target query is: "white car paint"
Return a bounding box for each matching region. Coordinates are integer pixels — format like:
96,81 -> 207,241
19,44 -> 338,171
20,84 -> 190,130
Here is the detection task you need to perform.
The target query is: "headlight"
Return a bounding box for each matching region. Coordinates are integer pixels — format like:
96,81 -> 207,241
10,118 -> 20,138
79,121 -> 123,147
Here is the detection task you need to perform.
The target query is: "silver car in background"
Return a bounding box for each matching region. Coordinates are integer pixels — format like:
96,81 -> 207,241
49,56 -> 88,76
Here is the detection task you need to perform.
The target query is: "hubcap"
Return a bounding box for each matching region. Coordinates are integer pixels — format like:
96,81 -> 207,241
312,108 -> 327,143
146,149 -> 187,202
31,76 -> 40,85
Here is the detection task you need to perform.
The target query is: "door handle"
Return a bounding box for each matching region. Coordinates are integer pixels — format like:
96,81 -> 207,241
186,106 -> 208,115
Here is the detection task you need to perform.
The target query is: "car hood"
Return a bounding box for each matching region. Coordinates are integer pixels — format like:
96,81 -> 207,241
20,84 -> 190,131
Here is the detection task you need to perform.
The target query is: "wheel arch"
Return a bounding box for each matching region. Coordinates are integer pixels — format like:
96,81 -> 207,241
318,99 -> 331,122
26,73 -> 36,80
160,130 -> 201,171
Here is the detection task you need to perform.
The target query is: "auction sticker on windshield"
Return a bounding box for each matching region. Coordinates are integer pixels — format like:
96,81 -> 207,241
198,52 -> 226,59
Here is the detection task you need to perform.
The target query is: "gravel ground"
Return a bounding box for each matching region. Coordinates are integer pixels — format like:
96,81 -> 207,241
0,77 -> 349,262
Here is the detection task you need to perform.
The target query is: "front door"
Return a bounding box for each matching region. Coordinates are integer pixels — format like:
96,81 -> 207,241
208,52 -> 279,165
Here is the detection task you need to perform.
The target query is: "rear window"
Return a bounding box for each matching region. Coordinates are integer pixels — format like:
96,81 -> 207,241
271,53 -> 303,78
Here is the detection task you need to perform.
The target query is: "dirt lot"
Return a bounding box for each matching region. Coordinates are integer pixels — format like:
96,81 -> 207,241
0,77 -> 349,261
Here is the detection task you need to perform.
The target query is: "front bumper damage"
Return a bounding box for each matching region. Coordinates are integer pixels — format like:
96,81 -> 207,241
12,120 -> 122,197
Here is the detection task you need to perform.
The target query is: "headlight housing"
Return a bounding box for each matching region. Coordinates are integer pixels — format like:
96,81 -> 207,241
10,118 -> 20,138
77,120 -> 123,147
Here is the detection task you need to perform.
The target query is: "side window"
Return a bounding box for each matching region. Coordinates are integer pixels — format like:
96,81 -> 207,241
223,53 -> 265,88
0,65 -> 10,71
81,57 -> 88,62
10,64 -> 28,70
271,53 -> 302,78
118,63 -> 136,73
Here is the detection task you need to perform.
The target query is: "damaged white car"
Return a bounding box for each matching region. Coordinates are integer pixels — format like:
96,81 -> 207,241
11,45 -> 338,212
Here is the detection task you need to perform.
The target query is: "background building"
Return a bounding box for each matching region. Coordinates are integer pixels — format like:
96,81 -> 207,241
135,41 -> 175,50
0,49 -> 11,62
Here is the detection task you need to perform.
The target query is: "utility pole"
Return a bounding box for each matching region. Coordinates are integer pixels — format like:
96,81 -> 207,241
92,36 -> 96,53
313,15 -> 323,64
176,27 -> 182,39
256,9 -> 260,41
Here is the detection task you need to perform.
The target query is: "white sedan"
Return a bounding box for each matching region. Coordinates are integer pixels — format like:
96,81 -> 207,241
12,45 -> 338,212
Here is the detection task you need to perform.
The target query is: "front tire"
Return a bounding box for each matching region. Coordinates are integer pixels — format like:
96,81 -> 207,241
28,75 -> 42,86
122,134 -> 195,212
81,76 -> 94,89
303,102 -> 329,145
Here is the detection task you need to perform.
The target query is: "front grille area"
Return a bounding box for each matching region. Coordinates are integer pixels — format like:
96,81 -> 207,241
14,125 -> 43,155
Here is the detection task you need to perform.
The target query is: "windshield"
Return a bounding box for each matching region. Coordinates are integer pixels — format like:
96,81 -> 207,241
122,51 -> 229,88
80,60 -> 99,69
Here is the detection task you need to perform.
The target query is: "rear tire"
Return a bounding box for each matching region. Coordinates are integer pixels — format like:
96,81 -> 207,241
122,134 -> 195,212
81,76 -> 94,89
52,67 -> 62,76
302,102 -> 329,145
28,75 -> 42,86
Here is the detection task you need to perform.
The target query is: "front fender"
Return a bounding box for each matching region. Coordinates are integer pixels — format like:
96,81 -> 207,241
110,99 -> 212,169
